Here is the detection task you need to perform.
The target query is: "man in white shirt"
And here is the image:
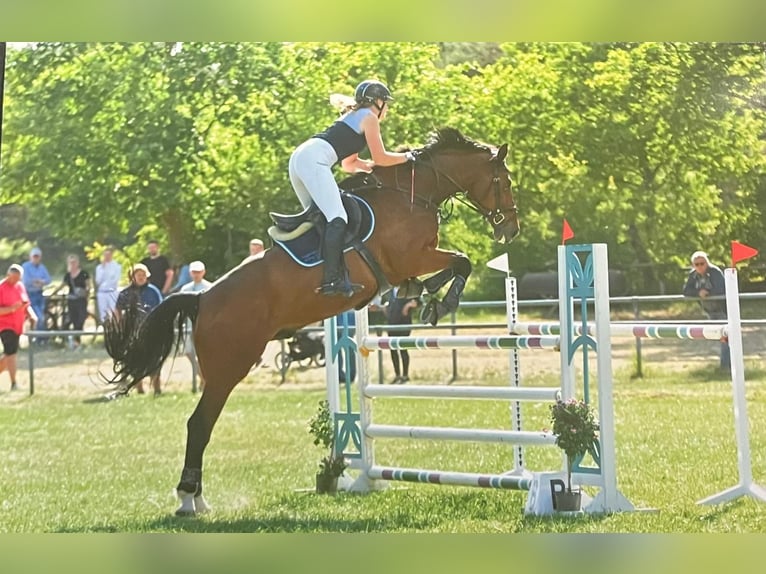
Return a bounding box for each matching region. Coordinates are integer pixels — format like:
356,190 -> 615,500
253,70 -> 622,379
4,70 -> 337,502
95,248 -> 122,323
180,260 -> 212,390
241,238 -> 265,264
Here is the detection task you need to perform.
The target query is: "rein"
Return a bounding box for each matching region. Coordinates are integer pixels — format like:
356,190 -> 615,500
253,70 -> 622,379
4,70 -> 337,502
393,152 -> 518,226
346,150 -> 518,227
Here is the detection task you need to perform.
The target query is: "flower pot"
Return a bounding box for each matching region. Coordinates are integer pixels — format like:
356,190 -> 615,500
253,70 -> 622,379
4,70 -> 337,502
549,478 -> 582,512
315,473 -> 338,495
553,490 -> 581,511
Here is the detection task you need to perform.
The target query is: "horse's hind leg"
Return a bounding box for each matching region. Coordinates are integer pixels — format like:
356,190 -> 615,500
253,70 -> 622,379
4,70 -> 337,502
175,388 -> 234,515
175,338 -> 263,516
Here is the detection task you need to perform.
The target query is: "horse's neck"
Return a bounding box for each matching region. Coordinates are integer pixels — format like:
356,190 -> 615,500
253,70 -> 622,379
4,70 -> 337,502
375,158 -> 463,206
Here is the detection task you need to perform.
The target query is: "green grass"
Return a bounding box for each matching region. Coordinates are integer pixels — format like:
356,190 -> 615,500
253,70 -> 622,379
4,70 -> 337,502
2,359 -> 766,533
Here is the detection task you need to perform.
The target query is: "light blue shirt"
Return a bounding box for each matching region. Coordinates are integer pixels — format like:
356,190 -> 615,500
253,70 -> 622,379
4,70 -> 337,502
180,279 -> 212,294
21,261 -> 51,293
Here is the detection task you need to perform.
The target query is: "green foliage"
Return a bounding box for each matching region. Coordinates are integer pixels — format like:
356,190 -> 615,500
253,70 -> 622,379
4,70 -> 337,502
307,399 -> 333,450
307,399 -> 347,478
550,398 -> 599,492
2,42 -> 765,294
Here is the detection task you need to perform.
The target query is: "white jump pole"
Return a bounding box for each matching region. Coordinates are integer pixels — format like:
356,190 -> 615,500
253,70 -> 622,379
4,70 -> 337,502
506,275 -> 525,475
698,267 -> 766,505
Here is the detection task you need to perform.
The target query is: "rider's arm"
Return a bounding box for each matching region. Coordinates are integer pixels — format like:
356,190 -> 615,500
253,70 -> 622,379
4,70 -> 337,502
340,154 -> 374,174
361,114 -> 412,167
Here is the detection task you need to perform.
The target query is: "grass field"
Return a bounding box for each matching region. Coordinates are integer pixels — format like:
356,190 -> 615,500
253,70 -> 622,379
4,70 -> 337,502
2,337 -> 766,532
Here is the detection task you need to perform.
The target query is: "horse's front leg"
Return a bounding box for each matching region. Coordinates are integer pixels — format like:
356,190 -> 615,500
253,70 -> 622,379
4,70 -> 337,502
394,265 -> 456,299
420,253 -> 472,326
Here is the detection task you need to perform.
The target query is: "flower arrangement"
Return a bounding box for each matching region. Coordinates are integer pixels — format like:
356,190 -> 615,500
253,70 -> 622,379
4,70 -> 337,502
308,400 -> 347,492
549,398 -> 599,493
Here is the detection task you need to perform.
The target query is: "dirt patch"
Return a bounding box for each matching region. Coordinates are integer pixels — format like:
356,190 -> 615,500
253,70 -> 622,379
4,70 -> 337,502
4,324 -> 765,400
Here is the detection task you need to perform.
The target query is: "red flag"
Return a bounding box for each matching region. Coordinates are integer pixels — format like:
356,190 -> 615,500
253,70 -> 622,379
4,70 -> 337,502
562,219 -> 574,244
731,241 -> 758,266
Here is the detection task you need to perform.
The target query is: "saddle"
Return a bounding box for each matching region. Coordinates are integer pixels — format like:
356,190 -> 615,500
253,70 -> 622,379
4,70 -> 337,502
266,174 -> 390,297
268,173 -> 381,242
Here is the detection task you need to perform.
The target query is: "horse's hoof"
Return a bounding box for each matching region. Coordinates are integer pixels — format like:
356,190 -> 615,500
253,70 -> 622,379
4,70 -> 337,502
176,490 -> 197,516
420,301 -> 439,326
175,507 -> 196,517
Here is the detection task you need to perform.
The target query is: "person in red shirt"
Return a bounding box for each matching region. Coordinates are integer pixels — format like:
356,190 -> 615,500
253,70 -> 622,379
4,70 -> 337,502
0,264 -> 38,391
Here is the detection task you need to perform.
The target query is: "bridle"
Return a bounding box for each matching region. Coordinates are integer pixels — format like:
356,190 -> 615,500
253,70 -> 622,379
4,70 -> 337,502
409,151 -> 519,228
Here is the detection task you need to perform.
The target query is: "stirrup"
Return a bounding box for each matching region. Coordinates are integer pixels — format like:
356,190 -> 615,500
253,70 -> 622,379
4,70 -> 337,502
315,279 -> 364,298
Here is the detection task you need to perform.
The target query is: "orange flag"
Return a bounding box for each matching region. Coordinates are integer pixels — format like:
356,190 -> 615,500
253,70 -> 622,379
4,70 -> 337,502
562,219 -> 574,244
731,241 -> 758,266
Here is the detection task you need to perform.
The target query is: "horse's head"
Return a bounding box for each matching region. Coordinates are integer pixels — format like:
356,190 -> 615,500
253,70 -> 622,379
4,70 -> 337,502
417,128 -> 520,244
477,142 -> 520,244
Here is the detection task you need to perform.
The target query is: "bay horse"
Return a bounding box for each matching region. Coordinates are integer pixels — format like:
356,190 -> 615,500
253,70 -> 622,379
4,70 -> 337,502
104,127 -> 520,515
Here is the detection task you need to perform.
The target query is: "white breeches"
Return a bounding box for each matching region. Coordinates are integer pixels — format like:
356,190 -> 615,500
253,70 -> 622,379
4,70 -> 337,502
288,138 -> 347,223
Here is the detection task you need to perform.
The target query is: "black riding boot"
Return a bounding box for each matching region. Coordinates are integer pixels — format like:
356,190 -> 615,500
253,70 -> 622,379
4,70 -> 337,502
317,217 -> 364,297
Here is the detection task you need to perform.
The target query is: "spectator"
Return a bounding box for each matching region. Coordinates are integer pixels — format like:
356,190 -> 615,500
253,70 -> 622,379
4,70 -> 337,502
0,264 -> 38,391
171,263 -> 191,293
21,247 -> 50,340
683,250 -> 730,370
242,238 -> 265,264
140,240 -> 174,295
94,247 -> 122,323
115,263 -> 163,395
180,260 -> 212,391
385,287 -> 420,384
61,254 -> 91,351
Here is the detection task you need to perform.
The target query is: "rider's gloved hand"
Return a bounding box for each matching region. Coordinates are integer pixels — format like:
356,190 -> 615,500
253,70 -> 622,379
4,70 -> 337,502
405,150 -> 420,163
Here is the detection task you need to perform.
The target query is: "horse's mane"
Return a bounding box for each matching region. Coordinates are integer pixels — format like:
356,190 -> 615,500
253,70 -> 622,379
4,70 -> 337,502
421,127 -> 492,155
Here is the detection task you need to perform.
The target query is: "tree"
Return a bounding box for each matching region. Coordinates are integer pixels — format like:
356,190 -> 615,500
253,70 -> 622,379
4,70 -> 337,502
2,42 -> 764,295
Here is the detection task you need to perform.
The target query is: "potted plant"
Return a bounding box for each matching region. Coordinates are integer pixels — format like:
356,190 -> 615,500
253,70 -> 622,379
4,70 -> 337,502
308,399 -> 348,494
549,397 -> 599,511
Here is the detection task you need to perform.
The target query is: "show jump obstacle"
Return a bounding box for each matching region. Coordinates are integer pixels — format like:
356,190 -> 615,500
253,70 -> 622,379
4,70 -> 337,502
323,242 -> 765,512
325,243 -> 634,515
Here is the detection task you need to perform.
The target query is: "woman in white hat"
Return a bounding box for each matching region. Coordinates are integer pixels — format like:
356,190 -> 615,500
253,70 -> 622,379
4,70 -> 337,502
114,263 -> 164,395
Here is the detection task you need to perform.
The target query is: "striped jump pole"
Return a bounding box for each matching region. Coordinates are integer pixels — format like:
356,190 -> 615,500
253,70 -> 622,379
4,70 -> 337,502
360,334 -> 560,352
512,322 -> 726,340
368,466 -> 535,490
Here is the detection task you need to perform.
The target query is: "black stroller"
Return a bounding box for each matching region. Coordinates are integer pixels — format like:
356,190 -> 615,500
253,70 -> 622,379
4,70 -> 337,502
274,330 -> 326,372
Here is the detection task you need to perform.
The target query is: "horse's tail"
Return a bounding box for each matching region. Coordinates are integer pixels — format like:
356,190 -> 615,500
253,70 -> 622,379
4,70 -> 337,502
104,293 -> 200,394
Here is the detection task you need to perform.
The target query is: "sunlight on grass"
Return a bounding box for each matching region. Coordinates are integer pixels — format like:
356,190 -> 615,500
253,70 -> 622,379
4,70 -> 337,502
2,353 -> 766,533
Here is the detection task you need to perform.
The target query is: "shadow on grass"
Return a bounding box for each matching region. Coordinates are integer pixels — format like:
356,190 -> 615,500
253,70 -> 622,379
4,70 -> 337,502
620,360 -> 766,385
672,362 -> 766,383
54,489 -> 598,533
696,497 -> 758,525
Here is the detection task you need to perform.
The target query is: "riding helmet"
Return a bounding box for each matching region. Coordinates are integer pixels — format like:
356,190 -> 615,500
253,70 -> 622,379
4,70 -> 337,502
354,80 -> 394,105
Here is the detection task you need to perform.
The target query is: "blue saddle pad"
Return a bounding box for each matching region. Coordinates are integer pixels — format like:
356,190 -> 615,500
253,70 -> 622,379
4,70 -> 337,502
273,195 -> 375,268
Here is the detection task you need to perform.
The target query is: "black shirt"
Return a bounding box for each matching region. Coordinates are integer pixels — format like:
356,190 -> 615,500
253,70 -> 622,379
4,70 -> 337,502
140,255 -> 171,292
64,270 -> 90,300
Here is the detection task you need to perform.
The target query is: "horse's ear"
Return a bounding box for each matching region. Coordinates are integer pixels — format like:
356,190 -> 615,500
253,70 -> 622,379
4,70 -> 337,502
494,144 -> 508,162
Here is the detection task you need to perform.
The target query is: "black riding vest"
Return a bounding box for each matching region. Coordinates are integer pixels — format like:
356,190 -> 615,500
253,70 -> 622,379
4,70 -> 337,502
313,108 -> 370,162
